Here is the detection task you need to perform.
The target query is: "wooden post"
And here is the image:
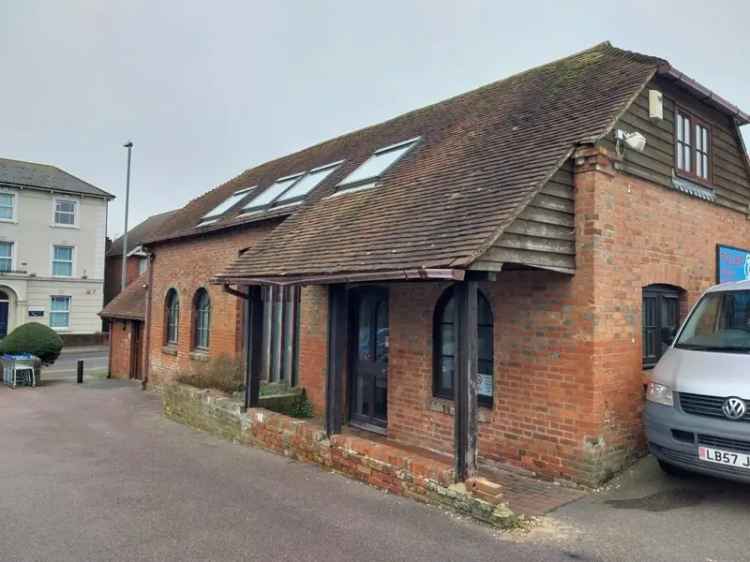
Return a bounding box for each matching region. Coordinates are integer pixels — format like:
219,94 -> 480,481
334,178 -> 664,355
454,280 -> 479,482
326,284 -> 347,436
245,285 -> 264,410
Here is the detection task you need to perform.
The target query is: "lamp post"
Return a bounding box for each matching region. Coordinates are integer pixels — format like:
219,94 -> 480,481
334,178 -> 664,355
121,142 -> 133,291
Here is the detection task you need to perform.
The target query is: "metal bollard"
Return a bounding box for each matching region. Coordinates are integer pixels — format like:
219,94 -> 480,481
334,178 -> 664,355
77,360 -> 83,384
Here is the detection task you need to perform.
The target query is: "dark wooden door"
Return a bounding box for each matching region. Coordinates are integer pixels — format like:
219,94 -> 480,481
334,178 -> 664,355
349,287 -> 389,430
130,322 -> 142,380
0,301 -> 8,339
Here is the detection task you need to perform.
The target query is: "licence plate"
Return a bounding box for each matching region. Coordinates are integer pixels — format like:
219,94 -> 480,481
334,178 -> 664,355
699,446 -> 750,469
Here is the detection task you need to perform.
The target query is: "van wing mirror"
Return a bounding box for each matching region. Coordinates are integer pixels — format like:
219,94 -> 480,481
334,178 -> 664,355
661,327 -> 677,346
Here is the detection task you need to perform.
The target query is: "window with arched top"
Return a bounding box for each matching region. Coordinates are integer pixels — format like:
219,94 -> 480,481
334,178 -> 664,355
433,286 -> 494,407
193,289 -> 211,350
165,289 -> 180,345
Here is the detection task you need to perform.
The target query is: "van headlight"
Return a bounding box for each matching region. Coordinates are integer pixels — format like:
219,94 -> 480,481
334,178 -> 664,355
646,382 -> 674,407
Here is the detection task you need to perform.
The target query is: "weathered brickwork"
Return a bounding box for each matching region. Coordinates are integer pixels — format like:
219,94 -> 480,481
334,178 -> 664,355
297,285 -> 328,416
292,150 -> 750,485
109,319 -> 136,379
147,222 -> 281,386
162,383 -> 518,528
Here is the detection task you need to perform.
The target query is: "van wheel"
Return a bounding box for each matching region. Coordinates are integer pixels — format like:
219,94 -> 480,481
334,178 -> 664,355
658,459 -> 686,477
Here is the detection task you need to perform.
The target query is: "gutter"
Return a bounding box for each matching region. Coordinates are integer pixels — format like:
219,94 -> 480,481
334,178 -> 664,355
142,253 -> 155,389
658,64 -> 750,125
212,267 -> 466,288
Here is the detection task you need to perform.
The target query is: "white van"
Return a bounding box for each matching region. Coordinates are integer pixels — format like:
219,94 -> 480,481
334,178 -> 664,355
645,280 -> 750,481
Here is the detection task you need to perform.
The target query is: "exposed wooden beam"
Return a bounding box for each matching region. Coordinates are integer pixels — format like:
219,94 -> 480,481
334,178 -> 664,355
244,286 -> 263,410
453,280 -> 478,482
326,284 -> 348,436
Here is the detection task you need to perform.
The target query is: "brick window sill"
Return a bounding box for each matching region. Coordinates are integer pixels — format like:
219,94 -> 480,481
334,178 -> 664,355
428,397 -> 491,423
162,345 -> 178,356
190,351 -> 210,362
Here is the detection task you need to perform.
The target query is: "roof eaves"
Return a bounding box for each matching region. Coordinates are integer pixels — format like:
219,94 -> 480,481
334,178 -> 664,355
657,63 -> 750,125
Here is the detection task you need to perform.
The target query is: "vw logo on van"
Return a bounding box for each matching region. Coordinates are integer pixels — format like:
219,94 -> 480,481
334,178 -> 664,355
722,397 -> 747,420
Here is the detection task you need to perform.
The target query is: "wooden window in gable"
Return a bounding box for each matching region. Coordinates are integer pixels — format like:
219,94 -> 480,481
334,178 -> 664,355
675,107 -> 712,185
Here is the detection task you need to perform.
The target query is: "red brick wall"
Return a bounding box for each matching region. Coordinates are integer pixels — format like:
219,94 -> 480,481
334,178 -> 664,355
292,149 -> 750,485
298,285 -> 328,415
147,223 -> 281,386
109,319 -> 134,379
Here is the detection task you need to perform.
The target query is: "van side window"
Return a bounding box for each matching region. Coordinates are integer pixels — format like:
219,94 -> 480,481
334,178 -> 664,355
643,285 -> 681,369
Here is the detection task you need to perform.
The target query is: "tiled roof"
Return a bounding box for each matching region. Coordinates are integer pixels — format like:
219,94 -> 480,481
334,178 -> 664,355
99,273 -> 148,320
211,42 -> 661,281
108,209 -> 178,256
0,157 -> 114,199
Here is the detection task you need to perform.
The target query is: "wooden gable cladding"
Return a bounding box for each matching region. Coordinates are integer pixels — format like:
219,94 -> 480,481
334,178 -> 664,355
600,76 -> 750,214
471,162 -> 575,273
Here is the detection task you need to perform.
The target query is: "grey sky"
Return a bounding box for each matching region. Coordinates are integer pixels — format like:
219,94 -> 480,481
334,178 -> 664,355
1,0 -> 748,238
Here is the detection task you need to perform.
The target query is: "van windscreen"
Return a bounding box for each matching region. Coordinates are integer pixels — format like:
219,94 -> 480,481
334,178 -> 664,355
676,290 -> 750,352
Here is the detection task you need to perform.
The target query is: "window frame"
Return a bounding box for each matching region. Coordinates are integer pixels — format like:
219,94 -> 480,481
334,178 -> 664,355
642,284 -> 681,369
432,285 -> 494,408
197,187 -> 256,226
192,288 -> 211,351
0,191 -> 17,222
0,241 -> 14,273
259,285 -> 300,386
49,295 -> 71,330
51,244 -> 75,277
241,173 -> 304,214
52,197 -> 79,228
272,161 -> 343,207
165,289 -> 180,346
336,137 -> 421,191
674,106 -> 713,188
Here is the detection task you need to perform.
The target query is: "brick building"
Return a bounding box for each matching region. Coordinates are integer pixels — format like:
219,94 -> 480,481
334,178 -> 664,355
136,42 -> 749,486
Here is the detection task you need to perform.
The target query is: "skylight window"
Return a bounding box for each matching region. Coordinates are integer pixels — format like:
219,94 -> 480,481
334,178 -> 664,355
274,161 -> 342,205
337,137 -> 420,188
201,187 -> 254,220
195,218 -> 219,228
242,174 -> 303,212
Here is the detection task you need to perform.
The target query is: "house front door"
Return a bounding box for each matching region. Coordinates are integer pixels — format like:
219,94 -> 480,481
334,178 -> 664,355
0,290 -> 9,339
349,287 -> 389,431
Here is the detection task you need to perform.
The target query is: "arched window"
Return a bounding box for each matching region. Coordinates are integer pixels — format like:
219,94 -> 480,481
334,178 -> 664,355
193,289 -> 211,350
433,286 -> 494,407
643,284 -> 682,368
165,289 -> 180,345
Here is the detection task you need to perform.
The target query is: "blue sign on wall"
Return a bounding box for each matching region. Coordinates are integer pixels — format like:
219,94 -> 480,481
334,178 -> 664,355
717,245 -> 750,283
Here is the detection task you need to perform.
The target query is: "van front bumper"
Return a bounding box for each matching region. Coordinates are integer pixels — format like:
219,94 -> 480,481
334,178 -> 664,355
644,401 -> 750,483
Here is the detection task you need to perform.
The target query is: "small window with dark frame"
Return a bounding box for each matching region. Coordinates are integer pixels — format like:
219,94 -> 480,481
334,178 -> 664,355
259,286 -> 300,386
193,289 -> 211,350
433,286 -> 494,407
165,289 -> 180,345
642,285 -> 681,368
675,108 -> 711,183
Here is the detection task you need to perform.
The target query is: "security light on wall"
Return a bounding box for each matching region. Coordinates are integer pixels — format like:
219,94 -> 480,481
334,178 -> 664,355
615,129 -> 647,154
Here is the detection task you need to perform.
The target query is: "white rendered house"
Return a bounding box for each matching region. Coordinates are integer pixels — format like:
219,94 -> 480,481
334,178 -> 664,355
0,158 -> 113,341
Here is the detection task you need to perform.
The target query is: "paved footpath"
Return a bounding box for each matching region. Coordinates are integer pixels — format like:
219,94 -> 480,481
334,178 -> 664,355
0,380 -> 568,562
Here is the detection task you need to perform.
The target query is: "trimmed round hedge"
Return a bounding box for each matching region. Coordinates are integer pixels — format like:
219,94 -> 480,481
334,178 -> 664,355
0,322 -> 64,365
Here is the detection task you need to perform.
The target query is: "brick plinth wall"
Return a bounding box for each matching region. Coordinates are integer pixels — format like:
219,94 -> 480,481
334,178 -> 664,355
162,383 -> 518,528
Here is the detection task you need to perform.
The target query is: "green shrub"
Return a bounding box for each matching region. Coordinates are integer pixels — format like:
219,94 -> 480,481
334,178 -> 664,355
177,354 -> 244,394
269,389 -> 314,419
0,322 -> 64,365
